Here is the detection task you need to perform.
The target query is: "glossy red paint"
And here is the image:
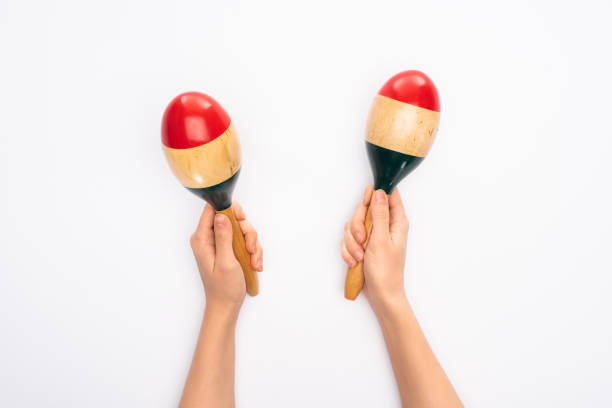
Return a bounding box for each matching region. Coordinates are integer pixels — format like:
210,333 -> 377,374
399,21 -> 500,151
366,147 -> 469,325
378,70 -> 440,112
162,92 -> 231,149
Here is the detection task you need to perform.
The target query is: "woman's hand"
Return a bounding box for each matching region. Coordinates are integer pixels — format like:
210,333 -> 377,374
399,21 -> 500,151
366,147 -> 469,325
341,185 -> 409,314
190,201 -> 263,316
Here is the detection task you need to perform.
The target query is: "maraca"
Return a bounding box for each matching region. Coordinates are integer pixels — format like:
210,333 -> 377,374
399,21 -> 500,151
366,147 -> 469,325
344,70 -> 440,300
162,92 -> 259,296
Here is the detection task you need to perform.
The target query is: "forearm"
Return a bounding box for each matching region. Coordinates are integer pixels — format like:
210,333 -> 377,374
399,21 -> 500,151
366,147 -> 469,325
375,297 -> 462,408
180,305 -> 238,408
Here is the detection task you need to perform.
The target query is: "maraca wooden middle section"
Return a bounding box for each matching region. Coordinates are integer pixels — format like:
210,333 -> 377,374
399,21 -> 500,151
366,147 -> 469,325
163,123 -> 242,189
366,95 -> 440,158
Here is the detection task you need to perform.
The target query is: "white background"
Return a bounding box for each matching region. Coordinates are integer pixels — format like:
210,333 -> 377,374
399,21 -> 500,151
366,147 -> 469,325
1,0 -> 611,406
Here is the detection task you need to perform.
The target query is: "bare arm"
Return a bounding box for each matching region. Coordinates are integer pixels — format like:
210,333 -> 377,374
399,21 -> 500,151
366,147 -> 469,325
342,186 -> 461,407
376,297 -> 461,407
180,202 -> 263,408
180,306 -> 238,408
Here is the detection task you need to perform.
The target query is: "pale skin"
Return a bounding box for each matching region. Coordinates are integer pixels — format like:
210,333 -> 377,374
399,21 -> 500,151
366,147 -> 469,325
341,185 -> 463,408
179,201 -> 262,408
180,191 -> 461,408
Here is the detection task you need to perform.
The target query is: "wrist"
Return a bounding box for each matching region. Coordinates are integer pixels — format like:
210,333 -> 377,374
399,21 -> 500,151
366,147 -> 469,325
370,293 -> 411,322
204,301 -> 241,326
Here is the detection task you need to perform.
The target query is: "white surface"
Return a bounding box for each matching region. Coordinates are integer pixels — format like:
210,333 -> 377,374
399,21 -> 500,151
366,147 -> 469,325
1,0 -> 611,406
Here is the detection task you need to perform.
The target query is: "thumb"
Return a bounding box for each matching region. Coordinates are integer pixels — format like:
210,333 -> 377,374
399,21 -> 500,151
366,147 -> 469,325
369,189 -> 390,244
213,213 -> 236,265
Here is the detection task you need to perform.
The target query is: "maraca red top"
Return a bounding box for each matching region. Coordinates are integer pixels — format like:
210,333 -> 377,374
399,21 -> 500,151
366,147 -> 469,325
161,92 -> 231,149
161,91 -> 242,190
378,70 -> 440,112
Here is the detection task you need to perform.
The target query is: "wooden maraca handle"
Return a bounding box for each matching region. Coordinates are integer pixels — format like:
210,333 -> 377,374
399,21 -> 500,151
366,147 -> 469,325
344,206 -> 373,300
218,206 -> 259,296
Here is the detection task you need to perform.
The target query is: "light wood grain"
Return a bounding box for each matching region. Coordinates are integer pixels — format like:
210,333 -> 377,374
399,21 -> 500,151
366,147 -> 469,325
345,206 -> 372,300
219,206 -> 259,296
163,123 -> 241,188
366,95 -> 440,158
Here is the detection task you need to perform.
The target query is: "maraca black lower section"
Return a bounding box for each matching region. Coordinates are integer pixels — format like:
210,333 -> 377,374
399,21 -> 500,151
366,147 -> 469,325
186,169 -> 240,211
366,141 -> 424,194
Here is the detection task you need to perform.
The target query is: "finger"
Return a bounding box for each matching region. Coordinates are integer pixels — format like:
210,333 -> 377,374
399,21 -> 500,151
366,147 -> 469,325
213,213 -> 236,267
232,201 -> 246,221
369,189 -> 390,244
344,222 -> 364,262
252,241 -> 263,271
233,201 -> 258,254
191,205 -> 216,271
193,204 -> 216,243
341,240 -> 357,267
362,184 -> 374,205
350,185 -> 373,244
191,205 -> 215,249
388,188 -> 409,243
238,218 -> 258,253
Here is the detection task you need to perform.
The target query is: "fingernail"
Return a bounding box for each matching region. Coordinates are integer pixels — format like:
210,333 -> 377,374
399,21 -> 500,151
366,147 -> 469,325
356,250 -> 364,262
214,214 -> 226,227
349,258 -> 356,267
356,232 -> 363,242
257,258 -> 263,269
375,189 -> 386,204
